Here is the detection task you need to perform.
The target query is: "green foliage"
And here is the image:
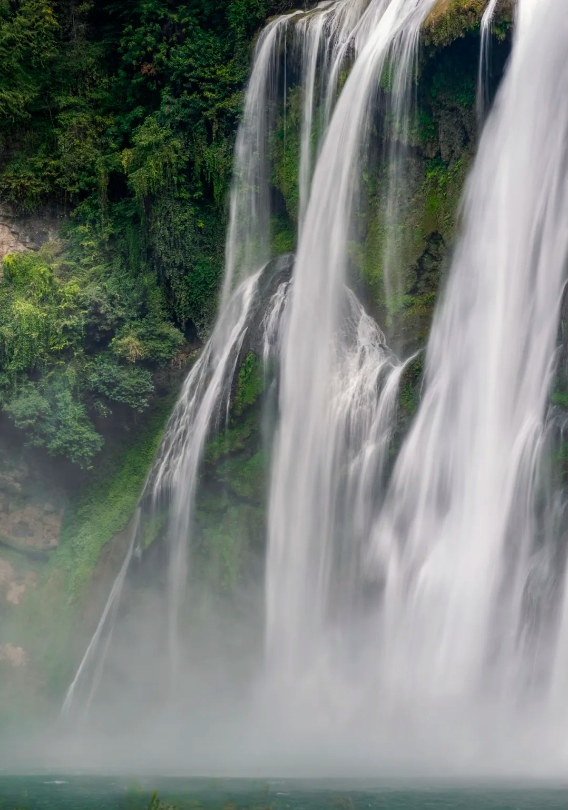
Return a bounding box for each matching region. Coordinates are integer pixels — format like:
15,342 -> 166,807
0,0 -> 290,327
0,249 -> 83,375
399,356 -> 423,417
0,1 -> 292,466
422,1 -> 485,50
87,356 -> 154,412
422,0 -> 514,50
4,371 -> 103,465
271,219 -> 296,255
0,246 -> 183,465
0,0 -> 58,122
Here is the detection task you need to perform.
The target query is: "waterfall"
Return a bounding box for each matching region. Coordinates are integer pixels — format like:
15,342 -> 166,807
296,0 -> 370,229
369,0 -> 567,720
263,0 -> 567,764
150,271 -> 263,692
62,0 -> 568,774
222,14 -> 296,305
266,0 -> 437,695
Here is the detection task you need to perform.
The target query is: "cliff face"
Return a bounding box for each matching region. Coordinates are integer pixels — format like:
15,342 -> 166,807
0,1 -> 516,725
0,204 -> 62,262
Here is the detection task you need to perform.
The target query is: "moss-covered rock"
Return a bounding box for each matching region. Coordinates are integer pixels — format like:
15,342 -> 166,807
423,0 -> 514,50
423,0 -> 486,49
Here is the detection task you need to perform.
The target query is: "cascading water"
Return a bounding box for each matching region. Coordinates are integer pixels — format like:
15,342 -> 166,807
369,0 -> 567,717
150,271 -> 263,692
60,0 -> 568,777
295,0 -> 371,229
266,0 -> 438,699
262,0 -> 567,771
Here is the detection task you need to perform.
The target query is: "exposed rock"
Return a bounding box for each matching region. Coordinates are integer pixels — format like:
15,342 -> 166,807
437,108 -> 468,164
0,203 -> 63,264
0,556 -> 35,605
0,643 -> 27,667
0,503 -> 62,551
6,581 -> 26,605
0,221 -> 26,259
0,440 -> 67,552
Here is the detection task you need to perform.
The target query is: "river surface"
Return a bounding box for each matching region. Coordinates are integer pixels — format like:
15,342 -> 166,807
0,776 -> 565,809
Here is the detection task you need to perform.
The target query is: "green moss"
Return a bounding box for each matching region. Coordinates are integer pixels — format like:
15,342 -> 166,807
205,415 -> 257,464
142,511 -> 168,550
356,149 -> 469,347
195,501 -> 264,592
271,216 -> 296,256
233,351 -> 263,417
217,450 -> 266,501
552,391 -> 568,409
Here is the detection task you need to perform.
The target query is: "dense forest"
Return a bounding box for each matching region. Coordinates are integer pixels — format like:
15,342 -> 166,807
0,0 -> 293,466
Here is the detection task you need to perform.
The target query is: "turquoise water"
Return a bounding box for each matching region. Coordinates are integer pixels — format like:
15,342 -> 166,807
0,777 -> 565,810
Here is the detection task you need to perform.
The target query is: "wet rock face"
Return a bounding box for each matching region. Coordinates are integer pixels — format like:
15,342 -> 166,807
0,436 -> 68,554
437,106 -> 474,165
0,500 -> 62,551
0,557 -> 35,606
0,642 -> 27,667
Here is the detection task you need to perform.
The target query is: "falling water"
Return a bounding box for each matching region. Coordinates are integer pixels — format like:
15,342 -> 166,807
61,0 -> 568,776
264,0 -> 567,766
369,0 -> 567,726
223,13 -> 296,304
62,0 -> 362,715
477,0 -> 505,121
150,271 -> 263,692
266,0 -> 437,694
296,0 -> 370,229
